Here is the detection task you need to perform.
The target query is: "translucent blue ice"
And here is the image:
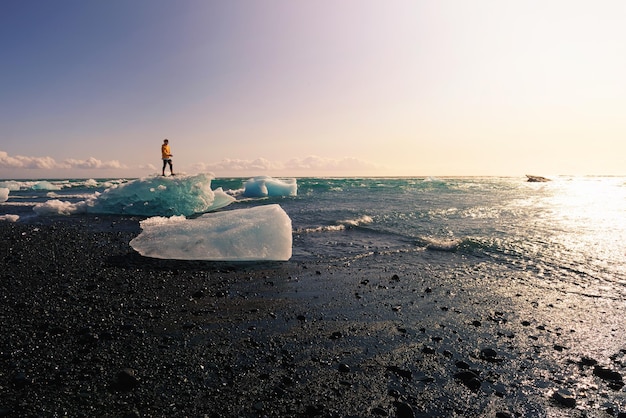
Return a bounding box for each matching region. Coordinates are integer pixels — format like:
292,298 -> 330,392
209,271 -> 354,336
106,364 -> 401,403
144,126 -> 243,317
33,173 -> 235,217
130,204 -> 292,261
90,173 -> 234,216
243,176 -> 297,197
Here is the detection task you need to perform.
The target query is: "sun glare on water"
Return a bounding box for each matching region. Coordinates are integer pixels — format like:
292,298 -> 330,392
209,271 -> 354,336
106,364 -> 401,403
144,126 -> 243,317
539,177 -> 626,283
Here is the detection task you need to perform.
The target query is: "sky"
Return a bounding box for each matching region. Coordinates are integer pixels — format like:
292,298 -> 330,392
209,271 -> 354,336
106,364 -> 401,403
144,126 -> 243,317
1,0 -> 625,179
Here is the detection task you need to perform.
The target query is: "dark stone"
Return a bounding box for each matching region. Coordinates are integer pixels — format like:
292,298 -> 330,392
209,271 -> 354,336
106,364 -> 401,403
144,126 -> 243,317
387,365 -> 412,380
422,346 -> 436,354
114,368 -> 139,391
394,401 -> 415,418
12,372 -> 31,388
455,360 -> 470,370
480,348 -> 503,363
372,406 -> 388,416
305,404 -> 324,416
493,383 -> 507,397
388,388 -> 401,398
552,388 -> 576,408
579,356 -> 598,367
593,366 -> 624,388
454,370 -> 481,391
338,363 -> 351,373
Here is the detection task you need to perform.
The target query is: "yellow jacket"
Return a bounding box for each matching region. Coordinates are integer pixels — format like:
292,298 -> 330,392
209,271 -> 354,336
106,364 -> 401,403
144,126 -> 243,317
161,144 -> 172,159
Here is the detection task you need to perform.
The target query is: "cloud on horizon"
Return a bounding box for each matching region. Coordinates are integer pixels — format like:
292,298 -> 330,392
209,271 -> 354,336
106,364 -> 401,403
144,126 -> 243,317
0,150 -> 124,170
191,155 -> 382,173
1,150 -> 383,176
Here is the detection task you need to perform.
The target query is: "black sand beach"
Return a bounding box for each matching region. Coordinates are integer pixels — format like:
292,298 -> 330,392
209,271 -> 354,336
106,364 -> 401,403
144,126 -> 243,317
1,217 -> 625,417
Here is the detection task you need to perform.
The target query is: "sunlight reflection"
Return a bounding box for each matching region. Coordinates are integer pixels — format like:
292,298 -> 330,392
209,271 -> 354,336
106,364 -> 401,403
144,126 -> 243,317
532,177 -> 626,283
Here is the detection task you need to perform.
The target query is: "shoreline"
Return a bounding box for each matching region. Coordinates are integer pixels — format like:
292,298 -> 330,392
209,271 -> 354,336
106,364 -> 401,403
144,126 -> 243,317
1,219 -> 625,417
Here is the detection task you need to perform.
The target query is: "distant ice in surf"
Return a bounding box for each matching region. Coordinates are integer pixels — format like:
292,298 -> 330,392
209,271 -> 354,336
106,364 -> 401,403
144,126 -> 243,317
31,181 -> 62,191
130,204 -> 292,261
0,181 -> 21,191
243,176 -> 297,197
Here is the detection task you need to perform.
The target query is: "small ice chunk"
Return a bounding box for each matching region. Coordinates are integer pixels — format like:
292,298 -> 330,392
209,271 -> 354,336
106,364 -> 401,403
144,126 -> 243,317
243,176 -> 297,197
0,181 -> 21,191
130,204 -> 292,261
32,181 -> 62,191
33,199 -> 87,215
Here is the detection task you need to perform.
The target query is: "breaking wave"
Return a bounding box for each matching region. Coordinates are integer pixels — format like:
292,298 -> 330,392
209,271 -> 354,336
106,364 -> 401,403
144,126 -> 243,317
295,215 -> 373,234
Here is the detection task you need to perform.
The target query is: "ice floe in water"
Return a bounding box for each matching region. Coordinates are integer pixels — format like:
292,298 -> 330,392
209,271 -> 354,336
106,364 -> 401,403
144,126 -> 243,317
90,173 -> 234,216
33,173 -> 235,217
130,204 -> 292,261
31,181 -> 62,191
243,176 -> 297,197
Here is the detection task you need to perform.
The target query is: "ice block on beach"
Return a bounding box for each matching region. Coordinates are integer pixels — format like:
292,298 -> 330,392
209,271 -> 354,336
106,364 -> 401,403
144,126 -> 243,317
130,204 -> 292,261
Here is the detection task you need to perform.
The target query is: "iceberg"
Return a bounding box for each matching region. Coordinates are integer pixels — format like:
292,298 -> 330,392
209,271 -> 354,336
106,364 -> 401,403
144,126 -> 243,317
243,176 -> 297,198
130,204 -> 292,261
33,173 -> 235,217
91,173 -> 234,216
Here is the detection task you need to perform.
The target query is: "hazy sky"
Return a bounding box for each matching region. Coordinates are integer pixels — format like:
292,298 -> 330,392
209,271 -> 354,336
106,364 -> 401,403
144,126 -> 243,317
1,0 -> 625,178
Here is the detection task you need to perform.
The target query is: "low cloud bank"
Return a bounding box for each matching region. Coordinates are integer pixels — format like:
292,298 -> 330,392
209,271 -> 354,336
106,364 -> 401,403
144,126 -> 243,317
1,149 -> 382,177
0,150 -> 123,170
192,155 -> 381,174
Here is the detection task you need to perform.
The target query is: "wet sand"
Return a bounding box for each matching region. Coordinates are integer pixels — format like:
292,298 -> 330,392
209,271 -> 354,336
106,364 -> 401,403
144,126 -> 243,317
1,217 -> 625,417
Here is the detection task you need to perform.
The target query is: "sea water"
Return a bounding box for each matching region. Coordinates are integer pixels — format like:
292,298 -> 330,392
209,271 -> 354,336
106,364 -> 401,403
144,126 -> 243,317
2,176 -> 625,299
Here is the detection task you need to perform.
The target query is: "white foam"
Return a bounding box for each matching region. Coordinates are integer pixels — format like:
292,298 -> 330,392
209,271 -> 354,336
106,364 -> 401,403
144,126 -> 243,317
296,215 -> 373,234
423,237 -> 462,252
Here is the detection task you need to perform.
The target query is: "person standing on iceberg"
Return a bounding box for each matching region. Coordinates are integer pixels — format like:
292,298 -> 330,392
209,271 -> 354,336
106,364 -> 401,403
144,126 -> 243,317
161,139 -> 174,176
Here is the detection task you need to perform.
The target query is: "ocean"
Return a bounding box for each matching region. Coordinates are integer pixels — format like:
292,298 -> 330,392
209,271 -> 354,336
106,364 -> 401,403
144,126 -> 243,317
2,175 -> 625,301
